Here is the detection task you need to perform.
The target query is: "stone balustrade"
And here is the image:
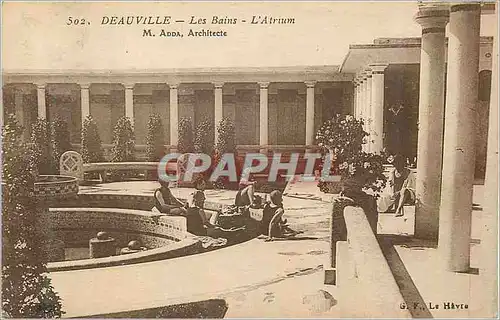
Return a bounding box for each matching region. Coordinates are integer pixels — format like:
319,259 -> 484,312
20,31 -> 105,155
335,206 -> 411,318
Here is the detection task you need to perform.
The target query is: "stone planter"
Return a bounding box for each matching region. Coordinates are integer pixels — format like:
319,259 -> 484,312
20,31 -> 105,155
33,175 -> 79,202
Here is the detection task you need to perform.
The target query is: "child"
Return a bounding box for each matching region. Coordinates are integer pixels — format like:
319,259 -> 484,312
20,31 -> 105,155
235,168 -> 261,208
188,178 -> 219,228
261,190 -> 297,241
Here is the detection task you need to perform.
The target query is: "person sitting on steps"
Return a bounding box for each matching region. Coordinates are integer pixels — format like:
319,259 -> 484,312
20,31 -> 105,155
154,179 -> 208,236
377,154 -> 416,217
262,190 -> 298,241
154,179 -> 188,215
235,168 -> 262,209
188,178 -> 220,229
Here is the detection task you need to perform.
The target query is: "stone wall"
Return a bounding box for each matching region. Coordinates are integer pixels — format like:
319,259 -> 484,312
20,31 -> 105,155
48,208 -> 190,241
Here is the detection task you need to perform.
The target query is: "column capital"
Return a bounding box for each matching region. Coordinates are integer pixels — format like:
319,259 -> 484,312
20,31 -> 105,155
414,5 -> 450,31
12,87 -> 24,94
168,83 -> 179,90
79,83 -> 91,90
35,83 -> 46,90
213,82 -> 224,89
259,82 -> 270,89
364,70 -> 373,78
450,3 -> 480,13
123,83 -> 135,90
369,64 -> 389,75
304,80 -> 317,88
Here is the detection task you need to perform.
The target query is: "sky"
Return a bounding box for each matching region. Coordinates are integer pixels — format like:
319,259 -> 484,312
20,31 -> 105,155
1,1 -> 496,70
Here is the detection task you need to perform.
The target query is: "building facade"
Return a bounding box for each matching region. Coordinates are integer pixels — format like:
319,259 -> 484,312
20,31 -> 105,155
2,37 -> 493,179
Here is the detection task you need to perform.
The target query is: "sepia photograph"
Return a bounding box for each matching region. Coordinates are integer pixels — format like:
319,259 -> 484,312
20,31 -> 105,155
1,1 -> 498,318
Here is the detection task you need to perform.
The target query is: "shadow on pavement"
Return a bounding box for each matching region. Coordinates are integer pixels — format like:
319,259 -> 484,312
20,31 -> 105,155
80,299 -> 228,318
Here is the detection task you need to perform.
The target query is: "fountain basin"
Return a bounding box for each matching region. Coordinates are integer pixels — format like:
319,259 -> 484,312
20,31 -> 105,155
34,175 -> 79,202
46,208 -> 202,272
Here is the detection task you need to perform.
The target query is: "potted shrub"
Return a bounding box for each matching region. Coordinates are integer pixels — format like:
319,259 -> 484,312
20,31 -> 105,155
213,117 -> 236,189
51,116 -> 72,173
145,114 -> 165,162
29,118 -> 56,175
110,116 -> 135,180
81,115 -> 104,163
315,114 -> 386,196
194,118 -> 214,154
111,116 -> 135,163
177,117 -> 194,154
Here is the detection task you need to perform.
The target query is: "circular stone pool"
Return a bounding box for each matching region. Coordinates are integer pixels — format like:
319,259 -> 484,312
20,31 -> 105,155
45,208 -> 202,272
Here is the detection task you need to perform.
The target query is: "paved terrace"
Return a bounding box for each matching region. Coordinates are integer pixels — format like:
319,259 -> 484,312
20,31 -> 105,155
48,181 -> 485,318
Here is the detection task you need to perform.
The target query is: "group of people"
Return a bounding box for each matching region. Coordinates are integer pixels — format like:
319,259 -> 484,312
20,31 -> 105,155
153,155 -> 414,239
153,170 -> 295,240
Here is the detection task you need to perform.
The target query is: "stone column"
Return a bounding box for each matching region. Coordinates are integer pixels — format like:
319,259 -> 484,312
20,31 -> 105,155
169,83 -> 179,147
370,64 -> 388,153
80,83 -> 91,124
124,83 -> 134,126
259,82 -> 270,149
479,9 -> 498,315
360,76 -> 367,122
359,77 -> 367,152
305,81 -> 316,147
14,88 -> 24,127
214,82 -> 224,143
356,79 -> 362,118
364,71 -> 373,152
353,80 -> 359,118
439,3 -> 480,272
36,83 -> 47,119
414,6 -> 449,240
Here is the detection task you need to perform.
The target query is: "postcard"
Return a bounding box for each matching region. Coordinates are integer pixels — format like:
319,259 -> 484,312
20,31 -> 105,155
1,1 -> 498,318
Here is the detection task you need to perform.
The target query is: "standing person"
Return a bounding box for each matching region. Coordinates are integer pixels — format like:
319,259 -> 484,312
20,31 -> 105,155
154,179 -> 187,215
387,102 -> 408,156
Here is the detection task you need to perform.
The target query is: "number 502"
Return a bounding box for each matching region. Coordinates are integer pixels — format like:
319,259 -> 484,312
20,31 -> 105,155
66,17 -> 89,25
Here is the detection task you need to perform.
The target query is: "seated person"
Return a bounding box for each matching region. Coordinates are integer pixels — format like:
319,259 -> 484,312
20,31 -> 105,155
377,155 -> 416,217
154,179 -> 187,215
261,190 -> 296,240
188,178 -> 219,228
235,168 -> 260,208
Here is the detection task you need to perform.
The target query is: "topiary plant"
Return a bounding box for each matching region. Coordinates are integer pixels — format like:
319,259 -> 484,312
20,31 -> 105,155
2,114 -> 64,318
29,118 -> 56,175
51,116 -> 72,172
213,117 -> 236,189
316,114 -> 386,196
111,116 -> 135,162
145,114 -> 165,162
178,117 -> 194,154
81,115 -> 104,163
215,117 -> 236,155
194,118 -> 214,154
